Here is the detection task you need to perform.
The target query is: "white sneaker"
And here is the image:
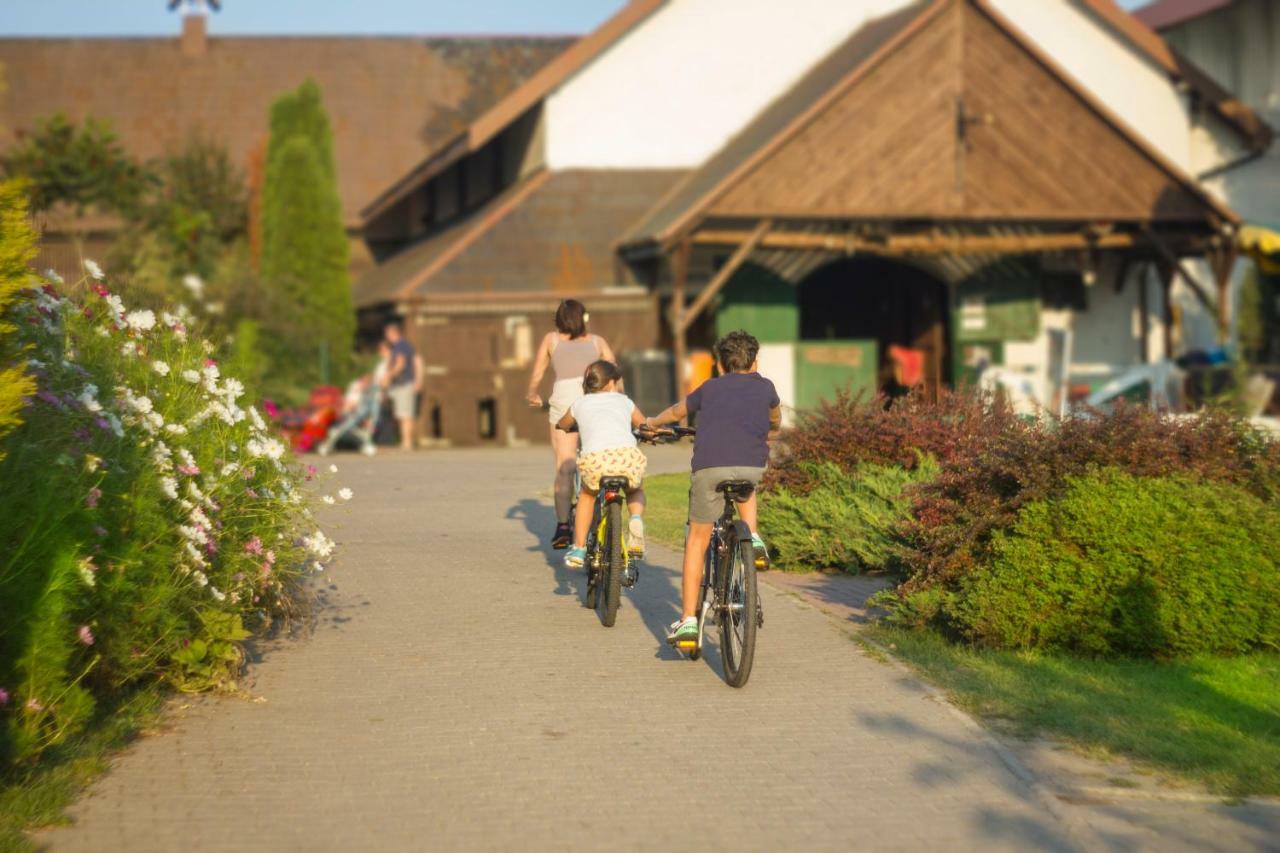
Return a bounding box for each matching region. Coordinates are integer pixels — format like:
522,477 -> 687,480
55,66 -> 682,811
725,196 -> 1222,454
627,515 -> 645,557
361,443 -> 377,457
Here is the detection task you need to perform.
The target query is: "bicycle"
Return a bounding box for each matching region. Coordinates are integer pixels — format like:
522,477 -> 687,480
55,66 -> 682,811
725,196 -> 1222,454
655,426 -> 764,688
581,471 -> 635,627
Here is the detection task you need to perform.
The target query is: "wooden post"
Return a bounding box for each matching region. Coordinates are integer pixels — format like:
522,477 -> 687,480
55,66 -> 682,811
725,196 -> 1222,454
1208,244 -> 1238,343
1157,260 -> 1176,360
677,219 -> 771,334
671,239 -> 691,401
1137,262 -> 1151,363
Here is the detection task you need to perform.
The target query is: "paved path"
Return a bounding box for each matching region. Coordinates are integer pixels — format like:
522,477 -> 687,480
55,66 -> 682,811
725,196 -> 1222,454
40,449 -> 1107,850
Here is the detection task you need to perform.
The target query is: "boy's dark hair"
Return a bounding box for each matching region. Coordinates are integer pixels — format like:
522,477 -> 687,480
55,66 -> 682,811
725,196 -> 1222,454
715,330 -> 760,373
555,299 -> 588,339
582,359 -> 622,394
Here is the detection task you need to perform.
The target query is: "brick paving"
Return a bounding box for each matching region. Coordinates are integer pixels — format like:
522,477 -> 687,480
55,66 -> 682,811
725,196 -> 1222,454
38,449 -> 1118,851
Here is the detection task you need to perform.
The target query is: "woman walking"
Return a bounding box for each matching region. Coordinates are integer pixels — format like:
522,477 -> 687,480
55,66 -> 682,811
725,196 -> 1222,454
525,299 -> 616,549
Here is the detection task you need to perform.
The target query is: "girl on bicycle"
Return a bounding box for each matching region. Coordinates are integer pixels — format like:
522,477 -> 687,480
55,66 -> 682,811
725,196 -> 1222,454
554,360 -> 649,568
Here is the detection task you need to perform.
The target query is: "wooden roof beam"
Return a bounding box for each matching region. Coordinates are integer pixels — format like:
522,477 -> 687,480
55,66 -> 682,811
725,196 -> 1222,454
691,228 -> 1145,255
1141,225 -> 1214,312
677,219 -> 771,334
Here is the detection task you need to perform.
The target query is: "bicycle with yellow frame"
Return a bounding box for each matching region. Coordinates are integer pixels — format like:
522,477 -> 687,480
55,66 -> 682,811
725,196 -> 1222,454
582,473 -> 634,627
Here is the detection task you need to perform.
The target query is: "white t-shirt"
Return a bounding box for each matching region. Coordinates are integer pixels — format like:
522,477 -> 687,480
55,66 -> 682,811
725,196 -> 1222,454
571,392 -> 637,455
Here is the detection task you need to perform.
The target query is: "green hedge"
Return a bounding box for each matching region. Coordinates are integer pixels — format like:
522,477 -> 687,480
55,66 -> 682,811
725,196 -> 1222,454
889,469 -> 1280,658
760,459 -> 936,573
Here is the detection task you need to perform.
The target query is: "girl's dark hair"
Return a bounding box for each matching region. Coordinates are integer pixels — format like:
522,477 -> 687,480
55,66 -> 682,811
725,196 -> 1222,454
582,359 -> 622,394
715,329 -> 760,373
554,299 -> 588,338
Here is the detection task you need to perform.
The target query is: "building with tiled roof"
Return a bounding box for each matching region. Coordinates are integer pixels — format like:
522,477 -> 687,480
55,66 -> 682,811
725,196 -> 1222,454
357,0 -> 1268,447
0,11 -> 571,277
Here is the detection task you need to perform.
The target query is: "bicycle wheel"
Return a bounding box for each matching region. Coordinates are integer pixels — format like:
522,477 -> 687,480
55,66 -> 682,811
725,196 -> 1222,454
598,501 -> 623,627
719,532 -> 758,687
584,506 -> 599,609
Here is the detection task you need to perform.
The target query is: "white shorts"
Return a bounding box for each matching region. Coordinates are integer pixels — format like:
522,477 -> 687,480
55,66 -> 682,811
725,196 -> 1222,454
389,384 -> 415,419
547,377 -> 583,425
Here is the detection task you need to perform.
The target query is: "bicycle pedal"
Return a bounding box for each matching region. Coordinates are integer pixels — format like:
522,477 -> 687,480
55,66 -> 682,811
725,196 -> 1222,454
622,567 -> 639,588
674,639 -> 698,652
756,607 -> 764,628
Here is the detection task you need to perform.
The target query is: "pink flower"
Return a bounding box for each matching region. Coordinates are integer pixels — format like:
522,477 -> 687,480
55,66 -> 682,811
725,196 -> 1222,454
264,549 -> 276,566
0,687 -> 8,706
262,400 -> 280,418
245,488 -> 259,498
305,464 -> 317,480
177,464 -> 200,477
204,358 -> 217,368
86,487 -> 102,509
260,563 -> 272,578
78,625 -> 95,646
26,698 -> 44,712
244,536 -> 263,555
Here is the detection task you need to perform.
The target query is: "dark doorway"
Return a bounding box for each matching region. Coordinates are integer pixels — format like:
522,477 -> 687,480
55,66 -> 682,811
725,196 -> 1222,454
797,256 -> 951,398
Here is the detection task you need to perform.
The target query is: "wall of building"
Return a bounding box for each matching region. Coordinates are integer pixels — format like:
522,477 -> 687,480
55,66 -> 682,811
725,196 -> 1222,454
543,0 -> 915,169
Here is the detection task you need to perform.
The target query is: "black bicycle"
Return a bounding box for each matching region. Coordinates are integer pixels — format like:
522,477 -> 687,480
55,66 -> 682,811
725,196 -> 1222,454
657,426 -> 763,688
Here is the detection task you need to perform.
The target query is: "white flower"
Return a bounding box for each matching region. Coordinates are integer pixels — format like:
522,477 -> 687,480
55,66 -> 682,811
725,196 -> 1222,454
160,477 -> 179,499
203,301 -> 224,316
328,464 -> 338,474
128,394 -> 153,415
125,309 -> 156,331
106,414 -> 124,438
121,341 -> 138,357
145,412 -> 165,433
182,274 -> 205,299
184,542 -> 207,566
45,268 -> 64,284
165,423 -> 188,436
83,259 -> 104,280
191,569 -> 209,587
151,360 -> 170,377
161,311 -> 180,328
210,586 -> 226,602
182,369 -> 201,384
189,506 -> 210,529
96,327 -> 110,338
303,530 -> 336,560
220,463 -> 238,477
322,495 -> 336,505
247,406 -> 267,431
77,385 -> 102,413
177,448 -> 197,468
338,488 -> 353,501
179,499 -> 195,512
104,294 -> 125,321
246,437 -> 286,461
221,378 -> 244,402
77,559 -> 96,587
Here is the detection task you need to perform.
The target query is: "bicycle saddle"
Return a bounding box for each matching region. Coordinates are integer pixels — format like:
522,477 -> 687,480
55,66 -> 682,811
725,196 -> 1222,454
599,476 -> 630,492
715,480 -> 756,501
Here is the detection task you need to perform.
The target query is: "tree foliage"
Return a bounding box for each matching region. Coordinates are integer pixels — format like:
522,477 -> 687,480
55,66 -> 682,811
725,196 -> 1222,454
0,179 -> 36,464
1,114 -> 150,215
259,80 -> 352,385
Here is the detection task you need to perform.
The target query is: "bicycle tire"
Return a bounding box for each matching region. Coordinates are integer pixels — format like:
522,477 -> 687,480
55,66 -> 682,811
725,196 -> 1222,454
719,531 -> 758,687
599,501 -> 623,627
583,504 -> 599,609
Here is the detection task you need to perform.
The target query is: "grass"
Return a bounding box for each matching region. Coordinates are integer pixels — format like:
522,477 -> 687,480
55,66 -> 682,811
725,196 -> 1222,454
868,625 -> 1280,797
643,472 -> 689,551
0,688 -> 166,852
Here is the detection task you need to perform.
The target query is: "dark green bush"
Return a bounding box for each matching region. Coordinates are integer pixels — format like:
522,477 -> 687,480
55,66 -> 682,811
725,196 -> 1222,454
897,469 -> 1280,658
760,459 -> 937,573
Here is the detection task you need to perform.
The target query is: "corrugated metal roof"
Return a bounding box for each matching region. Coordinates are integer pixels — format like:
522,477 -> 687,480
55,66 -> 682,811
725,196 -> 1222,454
1132,0 -> 1233,30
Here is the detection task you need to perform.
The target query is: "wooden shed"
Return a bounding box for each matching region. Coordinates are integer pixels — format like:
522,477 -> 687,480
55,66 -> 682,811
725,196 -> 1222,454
618,0 -> 1251,409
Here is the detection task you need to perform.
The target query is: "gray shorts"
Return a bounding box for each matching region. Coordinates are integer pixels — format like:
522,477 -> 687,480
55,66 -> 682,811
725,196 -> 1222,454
688,466 -> 766,524
389,384 -> 415,419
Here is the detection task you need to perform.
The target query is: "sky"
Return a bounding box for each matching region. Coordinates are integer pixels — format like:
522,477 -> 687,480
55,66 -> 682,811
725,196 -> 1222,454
2,0 -> 1150,38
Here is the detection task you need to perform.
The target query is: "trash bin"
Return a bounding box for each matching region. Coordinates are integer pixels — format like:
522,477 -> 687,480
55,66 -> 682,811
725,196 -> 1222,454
620,349 -> 675,417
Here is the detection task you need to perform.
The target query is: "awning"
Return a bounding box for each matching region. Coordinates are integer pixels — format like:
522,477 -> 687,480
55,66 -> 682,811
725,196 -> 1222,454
1239,224 -> 1280,275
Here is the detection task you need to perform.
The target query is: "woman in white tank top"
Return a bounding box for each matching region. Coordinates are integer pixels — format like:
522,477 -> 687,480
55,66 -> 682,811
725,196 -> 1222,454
526,299 -> 617,549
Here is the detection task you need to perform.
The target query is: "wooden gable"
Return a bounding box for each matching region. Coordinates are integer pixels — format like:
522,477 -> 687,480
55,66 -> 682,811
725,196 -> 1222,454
707,0 -> 1214,224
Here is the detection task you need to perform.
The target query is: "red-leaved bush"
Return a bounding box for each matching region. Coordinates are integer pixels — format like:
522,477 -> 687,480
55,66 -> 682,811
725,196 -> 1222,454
766,388 -> 1024,494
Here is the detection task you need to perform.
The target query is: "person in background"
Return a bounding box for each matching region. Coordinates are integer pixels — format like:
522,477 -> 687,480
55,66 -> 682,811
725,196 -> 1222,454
525,300 -> 617,549
383,322 -> 418,451
318,341 -> 389,456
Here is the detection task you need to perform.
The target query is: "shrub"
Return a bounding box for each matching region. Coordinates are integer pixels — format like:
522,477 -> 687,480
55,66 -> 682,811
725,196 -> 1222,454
0,264 -> 343,767
903,470 -> 1280,658
760,459 -> 937,573
900,403 -> 1280,592
0,179 -> 37,463
768,387 -> 1023,494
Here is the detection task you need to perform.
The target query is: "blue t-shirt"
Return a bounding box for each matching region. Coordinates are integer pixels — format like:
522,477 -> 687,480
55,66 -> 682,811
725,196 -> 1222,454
685,372 -> 779,471
390,339 -> 416,388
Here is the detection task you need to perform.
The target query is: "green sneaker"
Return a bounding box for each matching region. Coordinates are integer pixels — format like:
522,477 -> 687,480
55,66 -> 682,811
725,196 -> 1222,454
666,616 -> 698,644
751,532 -> 770,570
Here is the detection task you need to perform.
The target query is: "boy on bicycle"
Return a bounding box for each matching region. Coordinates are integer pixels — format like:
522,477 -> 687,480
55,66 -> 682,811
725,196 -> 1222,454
645,330 -> 781,644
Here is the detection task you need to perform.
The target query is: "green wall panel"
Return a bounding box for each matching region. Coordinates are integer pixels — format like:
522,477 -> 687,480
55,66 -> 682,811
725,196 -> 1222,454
955,258 -> 1041,343
794,340 -> 878,409
715,261 -> 798,343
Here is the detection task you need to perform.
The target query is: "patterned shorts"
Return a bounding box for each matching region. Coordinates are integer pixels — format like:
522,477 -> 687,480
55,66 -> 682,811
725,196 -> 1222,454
577,446 -> 647,492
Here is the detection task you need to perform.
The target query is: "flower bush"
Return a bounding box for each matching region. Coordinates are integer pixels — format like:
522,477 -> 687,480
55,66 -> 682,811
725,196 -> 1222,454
0,261 -> 339,767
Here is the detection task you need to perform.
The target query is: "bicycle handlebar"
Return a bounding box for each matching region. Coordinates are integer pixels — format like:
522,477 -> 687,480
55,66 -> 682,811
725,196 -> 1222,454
634,424 -> 696,444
